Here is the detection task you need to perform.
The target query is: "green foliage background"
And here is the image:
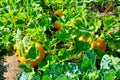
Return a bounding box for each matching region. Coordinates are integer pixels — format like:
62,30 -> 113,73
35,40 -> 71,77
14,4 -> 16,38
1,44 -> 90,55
0,0 -> 120,80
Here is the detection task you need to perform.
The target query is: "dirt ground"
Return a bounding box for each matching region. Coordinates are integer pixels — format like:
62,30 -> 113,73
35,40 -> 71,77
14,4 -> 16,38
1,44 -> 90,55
0,50 -> 21,80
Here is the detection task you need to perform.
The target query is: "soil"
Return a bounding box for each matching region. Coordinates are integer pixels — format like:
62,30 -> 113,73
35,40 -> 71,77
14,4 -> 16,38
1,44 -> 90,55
0,50 -> 22,80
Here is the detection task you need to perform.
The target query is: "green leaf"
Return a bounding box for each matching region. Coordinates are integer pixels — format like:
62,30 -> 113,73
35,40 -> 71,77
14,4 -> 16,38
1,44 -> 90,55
65,12 -> 78,23
55,74 -> 68,80
2,33 -> 11,42
44,63 -> 63,79
86,49 -> 96,65
5,41 -> 12,51
75,39 -> 90,52
18,62 -> 33,72
15,19 -> 25,24
74,18 -> 86,28
65,62 -> 81,79
100,69 -> 116,80
58,48 -> 65,56
116,70 -> 120,79
38,61 -> 46,69
94,18 -> 101,32
42,75 -> 52,80
82,71 -> 99,80
104,70 -> 116,80
0,43 -> 4,52
18,71 -> 40,80
16,40 -> 25,56
100,55 -> 113,70
99,54 -> 120,79
39,17 -> 50,28
56,26 -> 72,42
18,71 -> 27,80
22,36 -> 30,49
27,20 -> 36,28
25,43 -> 40,61
100,54 -> 120,70
80,57 -> 92,73
15,29 -> 22,40
58,48 -> 70,59
32,72 -> 41,80
82,75 -> 90,80
0,21 -> 3,26
102,16 -> 117,31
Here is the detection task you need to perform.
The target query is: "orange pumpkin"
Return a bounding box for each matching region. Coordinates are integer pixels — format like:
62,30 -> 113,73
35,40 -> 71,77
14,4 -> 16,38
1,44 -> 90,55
54,10 -> 63,16
91,38 -> 107,51
19,43 -> 45,67
19,57 -> 26,64
54,21 -> 61,30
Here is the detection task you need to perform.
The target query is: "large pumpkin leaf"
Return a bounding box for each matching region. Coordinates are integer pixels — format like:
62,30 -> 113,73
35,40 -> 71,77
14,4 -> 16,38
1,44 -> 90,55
25,43 -> 40,61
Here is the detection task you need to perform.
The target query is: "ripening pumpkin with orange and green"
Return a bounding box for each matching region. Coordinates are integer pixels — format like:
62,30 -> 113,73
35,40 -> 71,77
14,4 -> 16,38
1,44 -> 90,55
53,10 -> 63,17
54,20 -> 61,30
78,35 -> 93,43
16,42 -> 45,67
28,43 -> 45,67
91,38 -> 107,51
78,36 -> 89,42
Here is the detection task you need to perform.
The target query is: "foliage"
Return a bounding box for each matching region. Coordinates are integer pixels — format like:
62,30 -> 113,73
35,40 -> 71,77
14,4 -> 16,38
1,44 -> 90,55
0,0 -> 120,80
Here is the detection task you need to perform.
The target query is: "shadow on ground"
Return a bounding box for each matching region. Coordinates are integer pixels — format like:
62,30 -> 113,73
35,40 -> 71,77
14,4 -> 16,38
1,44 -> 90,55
0,49 -> 21,80
0,49 -> 8,80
